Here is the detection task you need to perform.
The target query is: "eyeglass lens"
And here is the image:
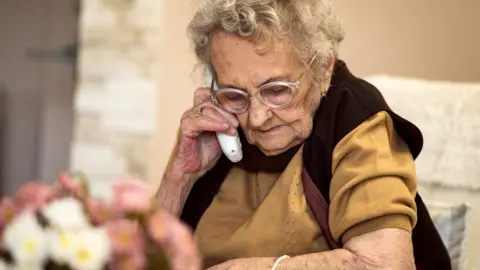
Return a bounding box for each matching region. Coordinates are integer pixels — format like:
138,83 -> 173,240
215,84 -> 294,113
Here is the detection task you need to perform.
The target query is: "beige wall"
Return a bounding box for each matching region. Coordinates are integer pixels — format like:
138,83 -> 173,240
335,1 -> 480,82
149,1 -> 480,187
148,1 -> 199,189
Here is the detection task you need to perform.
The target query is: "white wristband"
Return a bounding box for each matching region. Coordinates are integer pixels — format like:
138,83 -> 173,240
272,255 -> 290,270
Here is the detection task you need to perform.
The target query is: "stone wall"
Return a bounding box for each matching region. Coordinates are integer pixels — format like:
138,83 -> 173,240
70,0 -> 162,197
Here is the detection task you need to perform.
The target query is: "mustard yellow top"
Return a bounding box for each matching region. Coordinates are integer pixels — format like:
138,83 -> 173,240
194,111 -> 418,268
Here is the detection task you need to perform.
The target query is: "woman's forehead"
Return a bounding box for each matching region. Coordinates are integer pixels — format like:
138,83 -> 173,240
210,32 -> 300,89
210,31 -> 294,67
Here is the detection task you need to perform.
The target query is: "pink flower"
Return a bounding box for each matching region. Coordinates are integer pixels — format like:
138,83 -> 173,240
105,219 -> 147,270
104,219 -> 145,255
147,210 -> 202,270
146,211 -> 168,246
112,179 -> 151,214
58,172 -> 86,198
85,198 -> 121,225
108,252 -> 146,270
15,181 -> 57,211
0,197 -> 17,228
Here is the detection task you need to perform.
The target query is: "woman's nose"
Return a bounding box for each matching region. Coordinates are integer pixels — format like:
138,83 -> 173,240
247,98 -> 271,128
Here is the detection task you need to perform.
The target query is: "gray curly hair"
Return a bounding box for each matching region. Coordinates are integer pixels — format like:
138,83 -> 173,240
188,0 -> 345,81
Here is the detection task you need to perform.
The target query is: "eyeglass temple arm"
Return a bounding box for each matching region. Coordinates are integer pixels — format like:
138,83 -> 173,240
298,55 -> 318,80
209,67 -> 217,91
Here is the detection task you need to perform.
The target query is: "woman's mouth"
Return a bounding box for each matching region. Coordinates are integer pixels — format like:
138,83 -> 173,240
258,125 -> 283,134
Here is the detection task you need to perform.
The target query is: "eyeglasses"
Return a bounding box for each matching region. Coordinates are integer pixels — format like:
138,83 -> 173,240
209,56 -> 317,114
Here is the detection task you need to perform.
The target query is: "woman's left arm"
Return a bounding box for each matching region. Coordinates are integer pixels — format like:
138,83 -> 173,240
277,227 -> 414,269
207,228 -> 414,270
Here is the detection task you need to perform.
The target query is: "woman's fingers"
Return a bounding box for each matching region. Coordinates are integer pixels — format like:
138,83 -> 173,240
191,115 -> 230,133
193,87 -> 239,128
180,114 -> 231,138
200,103 -> 239,128
181,103 -> 238,138
193,87 -> 211,106
199,107 -> 228,125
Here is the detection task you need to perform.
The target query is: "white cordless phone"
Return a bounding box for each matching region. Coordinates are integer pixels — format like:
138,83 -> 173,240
204,69 -> 243,163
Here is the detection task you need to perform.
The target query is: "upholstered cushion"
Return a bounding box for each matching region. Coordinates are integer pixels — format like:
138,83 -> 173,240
364,75 -> 480,190
426,201 -> 470,270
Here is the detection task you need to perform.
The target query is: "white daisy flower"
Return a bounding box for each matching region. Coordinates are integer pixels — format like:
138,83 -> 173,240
68,228 -> 111,270
2,211 -> 47,269
45,229 -> 76,264
41,197 -> 90,230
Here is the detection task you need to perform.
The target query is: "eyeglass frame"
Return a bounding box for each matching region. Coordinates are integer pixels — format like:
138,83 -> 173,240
209,55 -> 317,114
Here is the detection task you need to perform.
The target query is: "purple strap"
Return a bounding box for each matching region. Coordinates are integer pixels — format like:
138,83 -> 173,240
302,168 -> 342,249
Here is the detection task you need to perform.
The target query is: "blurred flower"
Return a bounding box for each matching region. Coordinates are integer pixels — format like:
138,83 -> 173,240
3,211 -> 48,268
45,229 -> 77,264
104,219 -> 147,270
0,197 -> 17,228
108,252 -> 146,270
1,172 -> 200,270
58,172 -> 86,199
85,198 -> 120,225
15,182 -> 57,212
147,210 -> 202,270
112,179 -> 151,214
146,211 -> 168,246
68,228 -> 111,270
41,197 -> 89,230
104,220 -> 144,255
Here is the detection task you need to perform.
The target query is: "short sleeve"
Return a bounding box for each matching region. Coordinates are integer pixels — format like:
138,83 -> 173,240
329,111 -> 418,243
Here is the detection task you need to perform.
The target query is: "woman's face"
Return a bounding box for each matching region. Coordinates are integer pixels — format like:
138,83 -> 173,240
210,31 -> 325,156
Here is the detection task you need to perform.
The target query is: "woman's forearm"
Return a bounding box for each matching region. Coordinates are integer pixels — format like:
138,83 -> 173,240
205,251 -> 355,270
209,248 -> 413,270
277,248 -> 413,270
156,168 -> 195,216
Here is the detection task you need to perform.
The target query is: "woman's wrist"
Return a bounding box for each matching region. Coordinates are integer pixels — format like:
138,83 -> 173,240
162,164 -> 197,188
156,166 -> 197,216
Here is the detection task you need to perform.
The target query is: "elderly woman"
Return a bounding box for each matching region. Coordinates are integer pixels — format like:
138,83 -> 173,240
157,0 -> 450,269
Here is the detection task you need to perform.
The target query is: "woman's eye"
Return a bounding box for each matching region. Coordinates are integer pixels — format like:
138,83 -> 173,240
265,86 -> 289,95
224,93 -> 243,100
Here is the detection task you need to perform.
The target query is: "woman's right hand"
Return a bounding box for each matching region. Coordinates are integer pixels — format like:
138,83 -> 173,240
168,87 -> 239,184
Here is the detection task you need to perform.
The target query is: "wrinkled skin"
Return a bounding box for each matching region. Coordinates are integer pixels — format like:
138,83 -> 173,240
210,31 -> 323,156
174,86 -> 239,181
170,30 -> 325,182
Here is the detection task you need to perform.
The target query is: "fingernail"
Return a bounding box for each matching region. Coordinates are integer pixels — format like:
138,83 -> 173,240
229,127 -> 237,135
